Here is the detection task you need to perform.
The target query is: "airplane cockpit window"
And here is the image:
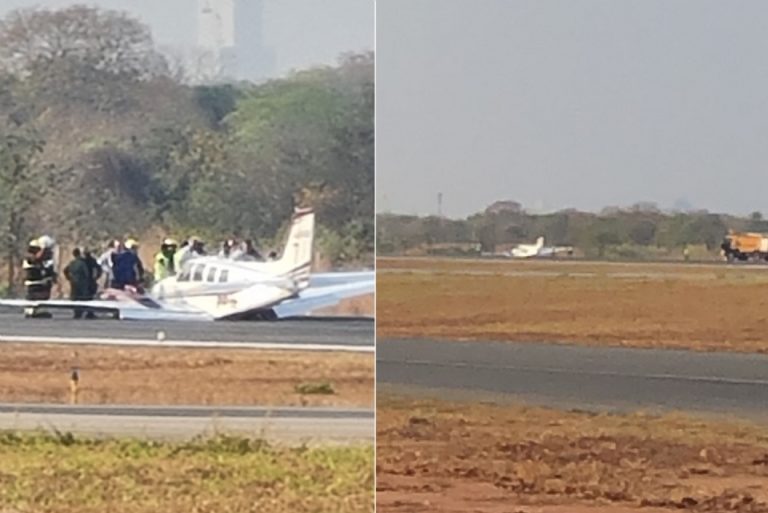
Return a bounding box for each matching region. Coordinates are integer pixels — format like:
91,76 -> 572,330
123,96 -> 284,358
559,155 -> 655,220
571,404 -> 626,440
206,266 -> 217,283
177,268 -> 191,282
192,264 -> 205,282
219,269 -> 229,283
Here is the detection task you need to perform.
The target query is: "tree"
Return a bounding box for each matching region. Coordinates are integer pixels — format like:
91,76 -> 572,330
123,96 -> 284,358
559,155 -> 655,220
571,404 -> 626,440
0,6 -> 169,115
746,211 -> 768,232
628,219 -> 657,246
0,131 -> 47,294
0,6 -> 166,79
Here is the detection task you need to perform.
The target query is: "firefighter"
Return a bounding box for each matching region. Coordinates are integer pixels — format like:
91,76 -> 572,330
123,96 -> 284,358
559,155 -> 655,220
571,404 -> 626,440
22,237 -> 56,318
63,248 -> 91,319
153,238 -> 178,281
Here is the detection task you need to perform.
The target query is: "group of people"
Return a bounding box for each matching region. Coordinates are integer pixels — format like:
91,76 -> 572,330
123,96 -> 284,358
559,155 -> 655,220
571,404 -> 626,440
21,234 -> 271,318
217,238 -> 267,261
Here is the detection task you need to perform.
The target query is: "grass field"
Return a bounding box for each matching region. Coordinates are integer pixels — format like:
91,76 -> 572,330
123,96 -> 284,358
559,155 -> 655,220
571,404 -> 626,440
377,394 -> 768,513
0,344 -> 373,407
377,257 -> 768,352
0,432 -> 373,513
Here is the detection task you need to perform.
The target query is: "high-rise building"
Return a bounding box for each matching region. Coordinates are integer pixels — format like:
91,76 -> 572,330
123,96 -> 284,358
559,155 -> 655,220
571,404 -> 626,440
197,0 -> 275,82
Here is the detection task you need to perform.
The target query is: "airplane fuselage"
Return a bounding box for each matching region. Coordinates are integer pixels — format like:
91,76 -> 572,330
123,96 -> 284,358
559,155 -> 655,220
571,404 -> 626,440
149,257 -> 302,319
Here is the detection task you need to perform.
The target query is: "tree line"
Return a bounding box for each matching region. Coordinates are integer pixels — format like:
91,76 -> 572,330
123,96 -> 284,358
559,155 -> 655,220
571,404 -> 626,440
0,6 -> 373,294
377,200 -> 768,260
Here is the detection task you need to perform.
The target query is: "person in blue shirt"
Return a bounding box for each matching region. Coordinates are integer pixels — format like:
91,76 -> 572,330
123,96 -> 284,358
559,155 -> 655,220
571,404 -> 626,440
110,240 -> 144,291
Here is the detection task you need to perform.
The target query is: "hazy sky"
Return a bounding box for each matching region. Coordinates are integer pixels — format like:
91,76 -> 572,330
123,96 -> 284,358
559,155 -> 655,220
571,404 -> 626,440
376,0 -> 768,218
0,0 -> 372,76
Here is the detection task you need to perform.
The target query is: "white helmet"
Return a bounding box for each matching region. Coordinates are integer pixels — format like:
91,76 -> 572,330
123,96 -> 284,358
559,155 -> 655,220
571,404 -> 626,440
37,235 -> 56,248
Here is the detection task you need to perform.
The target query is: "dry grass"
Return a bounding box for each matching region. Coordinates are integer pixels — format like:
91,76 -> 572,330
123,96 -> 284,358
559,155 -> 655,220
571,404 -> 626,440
315,293 -> 374,317
377,257 -> 768,352
377,394 -> 768,513
0,344 -> 373,408
0,432 -> 373,513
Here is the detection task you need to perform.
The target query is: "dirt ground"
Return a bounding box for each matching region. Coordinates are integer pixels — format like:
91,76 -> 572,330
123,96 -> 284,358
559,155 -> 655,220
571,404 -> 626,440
377,394 -> 768,513
0,344 -> 373,407
377,257 -> 768,352
315,293 -> 374,317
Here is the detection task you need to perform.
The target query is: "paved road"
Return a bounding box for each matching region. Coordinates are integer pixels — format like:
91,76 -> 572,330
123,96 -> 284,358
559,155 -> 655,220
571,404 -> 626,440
0,311 -> 374,348
378,338 -> 768,418
0,404 -> 373,444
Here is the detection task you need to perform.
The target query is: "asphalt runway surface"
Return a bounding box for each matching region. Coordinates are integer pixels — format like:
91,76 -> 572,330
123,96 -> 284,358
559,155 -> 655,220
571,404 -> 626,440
0,310 -> 373,348
0,404 -> 373,444
378,338 -> 768,419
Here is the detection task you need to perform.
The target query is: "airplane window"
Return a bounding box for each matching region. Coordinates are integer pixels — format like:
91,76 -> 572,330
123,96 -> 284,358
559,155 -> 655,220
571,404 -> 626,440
192,264 -> 205,281
219,269 -> 229,283
206,266 -> 217,282
177,269 -> 190,282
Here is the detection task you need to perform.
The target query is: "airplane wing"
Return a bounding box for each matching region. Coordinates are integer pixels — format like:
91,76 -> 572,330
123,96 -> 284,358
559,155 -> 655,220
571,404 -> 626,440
309,271 -> 374,287
273,276 -> 374,318
0,298 -> 212,321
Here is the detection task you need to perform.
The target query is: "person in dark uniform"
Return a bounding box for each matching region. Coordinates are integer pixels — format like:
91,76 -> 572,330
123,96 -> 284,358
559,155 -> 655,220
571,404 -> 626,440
63,248 -> 91,319
243,240 -> 262,260
82,249 -> 102,299
22,238 -> 56,318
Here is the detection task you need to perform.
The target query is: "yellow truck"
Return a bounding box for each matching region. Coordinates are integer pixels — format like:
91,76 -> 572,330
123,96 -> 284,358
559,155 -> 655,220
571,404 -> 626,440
721,232 -> 768,262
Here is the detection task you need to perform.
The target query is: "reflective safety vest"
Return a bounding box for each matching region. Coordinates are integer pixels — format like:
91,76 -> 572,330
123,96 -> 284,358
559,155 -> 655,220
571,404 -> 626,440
154,252 -> 175,281
23,257 -> 55,287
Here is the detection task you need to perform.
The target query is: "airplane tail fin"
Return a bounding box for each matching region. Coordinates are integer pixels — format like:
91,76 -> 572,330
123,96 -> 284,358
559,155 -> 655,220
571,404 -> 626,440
536,236 -> 545,248
270,208 -> 315,288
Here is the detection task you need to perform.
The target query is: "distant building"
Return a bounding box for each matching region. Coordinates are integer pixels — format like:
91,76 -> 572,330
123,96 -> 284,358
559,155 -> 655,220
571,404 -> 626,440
197,0 -> 275,82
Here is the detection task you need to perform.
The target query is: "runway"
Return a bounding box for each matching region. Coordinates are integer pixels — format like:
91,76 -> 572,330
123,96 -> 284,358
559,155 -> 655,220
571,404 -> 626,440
0,311 -> 374,350
379,255 -> 768,269
0,403 -> 374,444
378,338 -> 768,419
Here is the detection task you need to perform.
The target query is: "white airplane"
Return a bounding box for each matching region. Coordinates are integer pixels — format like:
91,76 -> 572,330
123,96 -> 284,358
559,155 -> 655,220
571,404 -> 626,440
505,236 -> 574,259
508,236 -> 546,258
0,209 -> 374,321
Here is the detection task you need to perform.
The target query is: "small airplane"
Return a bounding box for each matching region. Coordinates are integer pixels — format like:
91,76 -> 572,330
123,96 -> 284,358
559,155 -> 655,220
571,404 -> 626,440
0,209 -> 374,321
505,236 -> 574,259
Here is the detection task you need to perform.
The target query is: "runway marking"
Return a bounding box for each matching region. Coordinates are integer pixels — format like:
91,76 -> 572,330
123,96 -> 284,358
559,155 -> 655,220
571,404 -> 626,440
381,359 -> 768,387
0,335 -> 373,353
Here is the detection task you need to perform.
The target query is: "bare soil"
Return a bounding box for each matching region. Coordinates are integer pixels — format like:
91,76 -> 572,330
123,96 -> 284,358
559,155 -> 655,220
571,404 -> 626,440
315,293 -> 374,317
377,395 -> 768,513
0,344 -> 373,407
377,257 -> 768,352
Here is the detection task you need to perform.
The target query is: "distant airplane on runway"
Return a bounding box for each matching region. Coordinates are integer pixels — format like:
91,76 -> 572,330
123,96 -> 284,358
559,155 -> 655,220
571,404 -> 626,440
504,236 -> 574,259
0,209 -> 373,321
